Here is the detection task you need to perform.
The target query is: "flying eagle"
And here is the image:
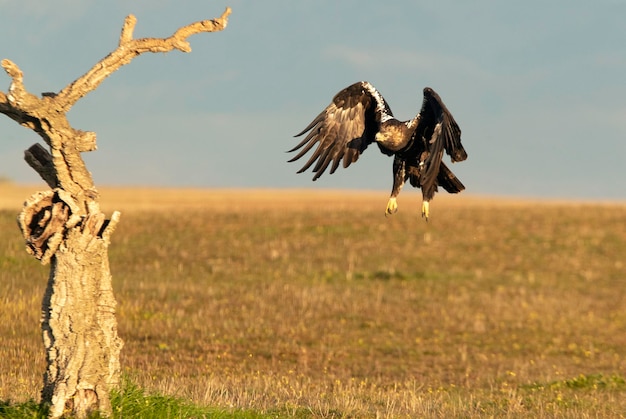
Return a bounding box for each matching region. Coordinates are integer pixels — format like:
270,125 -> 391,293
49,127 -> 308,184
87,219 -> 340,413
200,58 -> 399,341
288,81 -> 467,220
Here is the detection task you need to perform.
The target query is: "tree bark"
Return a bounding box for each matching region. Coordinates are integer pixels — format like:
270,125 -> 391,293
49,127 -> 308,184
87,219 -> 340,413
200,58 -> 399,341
1,7 -> 231,418
39,209 -> 122,418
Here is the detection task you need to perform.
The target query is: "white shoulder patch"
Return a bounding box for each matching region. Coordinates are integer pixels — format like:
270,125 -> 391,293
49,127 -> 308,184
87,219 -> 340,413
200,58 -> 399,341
361,81 -> 394,122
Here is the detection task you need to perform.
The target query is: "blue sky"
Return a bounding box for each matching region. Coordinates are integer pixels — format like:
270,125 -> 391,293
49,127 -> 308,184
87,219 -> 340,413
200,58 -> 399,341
1,1 -> 625,200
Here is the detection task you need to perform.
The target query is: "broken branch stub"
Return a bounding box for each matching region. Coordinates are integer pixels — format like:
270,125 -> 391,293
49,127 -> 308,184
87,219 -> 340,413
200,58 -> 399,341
24,143 -> 57,188
17,190 -> 73,265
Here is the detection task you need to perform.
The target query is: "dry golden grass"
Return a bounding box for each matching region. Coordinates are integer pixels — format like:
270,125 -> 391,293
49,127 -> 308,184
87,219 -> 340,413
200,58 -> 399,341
1,184 -> 626,417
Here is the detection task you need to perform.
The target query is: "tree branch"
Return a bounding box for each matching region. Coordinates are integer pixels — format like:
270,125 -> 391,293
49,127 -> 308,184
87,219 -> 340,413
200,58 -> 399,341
54,7 -> 232,112
119,15 -> 137,46
0,59 -> 46,126
2,59 -> 25,95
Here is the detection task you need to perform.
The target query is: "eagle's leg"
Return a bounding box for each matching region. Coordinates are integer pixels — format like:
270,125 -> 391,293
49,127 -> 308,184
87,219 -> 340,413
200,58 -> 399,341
386,156 -> 406,216
386,197 -> 398,215
421,200 -> 430,221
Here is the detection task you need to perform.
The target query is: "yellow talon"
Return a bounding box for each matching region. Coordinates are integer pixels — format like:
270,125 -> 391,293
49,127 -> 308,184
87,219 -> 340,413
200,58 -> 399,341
421,201 -> 430,221
385,197 -> 398,216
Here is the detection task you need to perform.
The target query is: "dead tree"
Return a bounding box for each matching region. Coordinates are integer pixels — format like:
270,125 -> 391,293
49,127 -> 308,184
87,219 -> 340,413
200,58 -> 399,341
0,8 -> 231,418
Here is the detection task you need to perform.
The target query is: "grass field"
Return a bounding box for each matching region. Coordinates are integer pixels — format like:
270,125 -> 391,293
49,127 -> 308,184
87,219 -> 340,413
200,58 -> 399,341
1,184 -> 625,418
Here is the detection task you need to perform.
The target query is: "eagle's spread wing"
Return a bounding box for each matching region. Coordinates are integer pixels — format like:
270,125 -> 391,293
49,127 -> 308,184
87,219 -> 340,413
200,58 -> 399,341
288,81 -> 393,180
414,87 -> 467,201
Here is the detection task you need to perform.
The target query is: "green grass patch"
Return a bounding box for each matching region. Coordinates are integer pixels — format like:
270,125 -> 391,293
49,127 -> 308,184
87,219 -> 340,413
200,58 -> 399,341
0,399 -> 47,419
109,379 -> 269,418
1,379 -> 272,419
524,373 -> 626,392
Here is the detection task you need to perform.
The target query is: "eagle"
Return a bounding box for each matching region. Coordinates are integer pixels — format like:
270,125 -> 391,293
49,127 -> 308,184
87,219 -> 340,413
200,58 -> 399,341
288,81 -> 467,220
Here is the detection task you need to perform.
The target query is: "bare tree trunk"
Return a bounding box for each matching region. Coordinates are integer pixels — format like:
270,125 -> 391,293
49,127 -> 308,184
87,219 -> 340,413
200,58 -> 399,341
40,214 -> 122,418
1,7 -> 231,418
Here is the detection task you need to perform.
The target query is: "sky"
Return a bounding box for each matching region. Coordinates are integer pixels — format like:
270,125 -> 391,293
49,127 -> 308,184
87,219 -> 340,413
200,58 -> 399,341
0,1 -> 625,200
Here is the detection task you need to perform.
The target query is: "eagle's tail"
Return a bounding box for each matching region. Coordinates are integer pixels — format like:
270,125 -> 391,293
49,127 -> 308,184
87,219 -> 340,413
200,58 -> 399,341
437,162 -> 465,194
